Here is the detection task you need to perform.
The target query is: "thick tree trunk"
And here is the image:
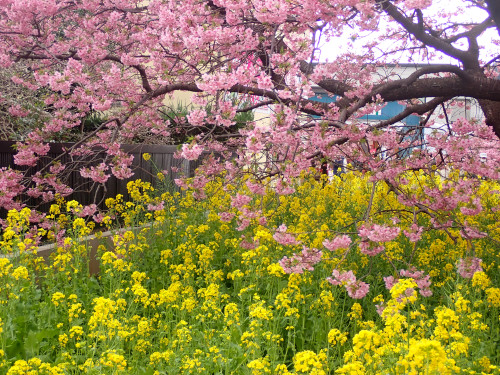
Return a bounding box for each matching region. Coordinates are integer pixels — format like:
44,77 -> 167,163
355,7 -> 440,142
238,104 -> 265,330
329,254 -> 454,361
478,99 -> 500,138
485,0 -> 500,36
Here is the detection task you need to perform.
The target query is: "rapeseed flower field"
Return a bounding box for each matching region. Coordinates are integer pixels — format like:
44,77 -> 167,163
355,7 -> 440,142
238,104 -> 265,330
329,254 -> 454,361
0,169 -> 499,374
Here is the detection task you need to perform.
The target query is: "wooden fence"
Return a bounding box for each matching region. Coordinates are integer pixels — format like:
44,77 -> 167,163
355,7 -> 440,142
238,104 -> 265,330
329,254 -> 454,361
0,141 -> 204,213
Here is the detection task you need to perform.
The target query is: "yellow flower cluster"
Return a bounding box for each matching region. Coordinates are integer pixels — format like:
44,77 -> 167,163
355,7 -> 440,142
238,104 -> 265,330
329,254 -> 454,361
293,350 -> 328,374
0,170 -> 498,374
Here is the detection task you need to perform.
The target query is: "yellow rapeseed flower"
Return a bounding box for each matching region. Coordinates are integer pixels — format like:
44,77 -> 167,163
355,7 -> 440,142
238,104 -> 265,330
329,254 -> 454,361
247,357 -> 271,375
328,329 -> 348,346
472,271 -> 491,290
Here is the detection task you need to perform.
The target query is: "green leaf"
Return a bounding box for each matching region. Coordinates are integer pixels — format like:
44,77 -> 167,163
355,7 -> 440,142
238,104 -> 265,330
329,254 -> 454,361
24,329 -> 59,357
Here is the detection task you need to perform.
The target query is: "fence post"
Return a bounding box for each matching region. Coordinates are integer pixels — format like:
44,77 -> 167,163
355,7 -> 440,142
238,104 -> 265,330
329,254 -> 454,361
181,158 -> 191,177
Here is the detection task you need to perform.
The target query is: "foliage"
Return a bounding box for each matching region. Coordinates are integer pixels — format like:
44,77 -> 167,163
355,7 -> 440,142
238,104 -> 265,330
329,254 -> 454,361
0,66 -> 51,141
0,172 -> 499,374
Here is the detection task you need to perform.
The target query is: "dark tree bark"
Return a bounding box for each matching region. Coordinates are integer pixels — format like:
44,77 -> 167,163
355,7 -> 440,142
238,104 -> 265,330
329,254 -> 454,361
485,0 -> 500,35
478,99 -> 500,138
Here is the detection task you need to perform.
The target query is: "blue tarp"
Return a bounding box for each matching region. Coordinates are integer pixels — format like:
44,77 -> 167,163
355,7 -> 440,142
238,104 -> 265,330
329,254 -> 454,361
309,93 -> 420,126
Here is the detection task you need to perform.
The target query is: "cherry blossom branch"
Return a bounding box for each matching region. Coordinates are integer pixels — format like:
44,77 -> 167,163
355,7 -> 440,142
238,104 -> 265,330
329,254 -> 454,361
235,100 -> 275,113
378,0 -> 479,67
371,97 -> 450,130
444,17 -> 494,44
103,55 -> 153,93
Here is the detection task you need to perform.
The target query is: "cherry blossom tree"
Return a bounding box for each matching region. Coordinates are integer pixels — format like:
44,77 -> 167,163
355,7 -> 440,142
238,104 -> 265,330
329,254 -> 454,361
0,0 -> 499,279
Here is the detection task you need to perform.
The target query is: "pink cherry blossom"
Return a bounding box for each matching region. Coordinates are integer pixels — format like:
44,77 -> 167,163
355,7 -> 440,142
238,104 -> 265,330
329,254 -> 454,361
80,163 -> 110,184
323,235 -> 352,251
273,224 -> 299,246
8,104 -> 29,117
187,109 -> 207,127
383,275 -> 397,290
180,143 -> 203,161
77,204 -> 98,218
359,241 -> 385,256
246,180 -> 266,195
147,201 -> 165,211
358,224 -> 400,243
236,218 -> 251,231
403,224 -> 424,243
457,257 -> 483,279
327,269 -> 369,299
231,194 -> 252,209
327,270 -> 357,286
346,280 -> 370,299
279,246 -> 322,274
218,212 -> 235,222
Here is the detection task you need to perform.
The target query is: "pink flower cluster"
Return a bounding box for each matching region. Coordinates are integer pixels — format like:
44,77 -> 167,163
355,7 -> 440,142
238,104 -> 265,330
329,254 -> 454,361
80,163 -> 110,184
359,241 -> 385,256
246,180 -> 266,195
457,257 -> 483,278
357,223 -> 401,256
243,127 -> 265,153
231,194 -> 252,209
180,143 -> 203,161
327,270 -> 370,299
186,109 -> 207,127
403,223 -> 424,242
76,204 -> 97,218
273,224 -> 299,246
358,223 -> 400,242
323,235 -> 352,251
384,268 -> 433,297
218,212 -> 235,222
14,137 -> 50,167
275,179 -> 295,195
0,168 -> 25,210
147,201 -> 165,211
8,104 -> 29,117
279,246 -> 322,274
460,197 -> 483,216
236,218 -> 250,231
460,222 -> 487,239
111,153 -> 134,179
240,238 -> 258,250
257,72 -> 273,90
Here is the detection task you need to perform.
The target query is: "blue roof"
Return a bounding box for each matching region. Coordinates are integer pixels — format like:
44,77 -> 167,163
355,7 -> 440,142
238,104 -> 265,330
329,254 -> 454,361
309,93 -> 420,126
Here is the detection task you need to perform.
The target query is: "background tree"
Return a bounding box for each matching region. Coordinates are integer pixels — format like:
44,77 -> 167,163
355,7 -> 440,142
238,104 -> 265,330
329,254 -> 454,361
159,100 -> 254,145
0,65 -> 51,141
